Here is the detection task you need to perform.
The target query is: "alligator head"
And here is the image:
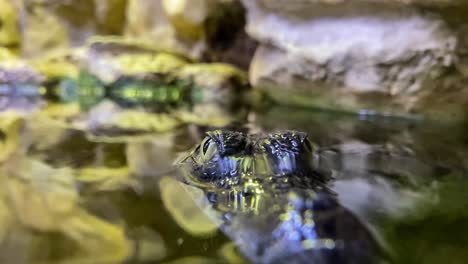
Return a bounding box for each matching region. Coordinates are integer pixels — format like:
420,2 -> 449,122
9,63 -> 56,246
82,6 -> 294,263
177,130 -> 383,263
179,130 -> 329,191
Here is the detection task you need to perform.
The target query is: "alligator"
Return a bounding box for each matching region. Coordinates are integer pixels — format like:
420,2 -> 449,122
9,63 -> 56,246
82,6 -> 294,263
177,130 -> 384,264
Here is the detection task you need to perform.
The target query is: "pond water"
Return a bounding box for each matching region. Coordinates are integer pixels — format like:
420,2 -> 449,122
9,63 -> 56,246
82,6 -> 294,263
1,105 -> 467,264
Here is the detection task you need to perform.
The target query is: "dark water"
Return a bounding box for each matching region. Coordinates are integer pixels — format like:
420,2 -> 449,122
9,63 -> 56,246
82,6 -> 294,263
1,105 -> 468,263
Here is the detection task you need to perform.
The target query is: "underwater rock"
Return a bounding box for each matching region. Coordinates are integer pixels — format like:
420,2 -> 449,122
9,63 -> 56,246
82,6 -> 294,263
159,176 -> 219,237
129,227 -> 167,262
5,159 -> 79,231
0,158 -> 131,263
243,0 -> 468,120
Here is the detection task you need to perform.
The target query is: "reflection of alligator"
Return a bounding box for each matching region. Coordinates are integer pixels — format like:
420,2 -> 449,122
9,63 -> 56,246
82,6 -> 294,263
0,39 -> 252,136
50,71 -> 201,112
36,53 -> 196,112
56,37 -> 251,117
178,130 -> 383,263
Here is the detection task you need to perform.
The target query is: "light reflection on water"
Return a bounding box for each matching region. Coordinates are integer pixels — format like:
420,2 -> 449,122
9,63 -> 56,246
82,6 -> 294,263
0,105 -> 467,263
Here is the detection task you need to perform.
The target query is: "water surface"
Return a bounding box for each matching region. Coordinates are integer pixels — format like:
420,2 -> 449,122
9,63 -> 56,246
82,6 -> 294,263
1,105 -> 467,263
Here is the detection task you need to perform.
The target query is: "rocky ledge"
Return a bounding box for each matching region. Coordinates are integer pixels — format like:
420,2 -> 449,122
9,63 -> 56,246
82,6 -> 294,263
243,0 -> 468,120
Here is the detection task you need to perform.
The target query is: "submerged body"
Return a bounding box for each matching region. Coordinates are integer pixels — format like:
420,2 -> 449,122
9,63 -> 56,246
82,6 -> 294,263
178,130 -> 383,263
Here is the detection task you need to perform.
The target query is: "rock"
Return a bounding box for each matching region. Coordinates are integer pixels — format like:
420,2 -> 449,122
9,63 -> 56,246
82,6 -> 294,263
125,0 -> 206,60
125,0 -> 246,60
31,49 -> 82,79
80,39 -> 251,127
251,0 -> 466,18
94,0 -> 128,34
243,0 -> 468,120
0,156 -> 131,263
83,36 -> 189,83
5,159 -> 79,231
0,0 -> 20,53
162,0 -> 217,41
216,31 -> 258,70
18,0 -> 128,57
20,3 -> 70,57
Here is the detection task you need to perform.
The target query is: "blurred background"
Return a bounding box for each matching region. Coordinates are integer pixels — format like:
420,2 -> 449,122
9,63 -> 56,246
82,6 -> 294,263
3,0 -> 468,119
1,0 -> 468,263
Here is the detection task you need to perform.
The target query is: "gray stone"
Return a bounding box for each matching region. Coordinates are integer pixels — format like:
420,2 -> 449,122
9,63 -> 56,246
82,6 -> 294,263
244,0 -> 468,119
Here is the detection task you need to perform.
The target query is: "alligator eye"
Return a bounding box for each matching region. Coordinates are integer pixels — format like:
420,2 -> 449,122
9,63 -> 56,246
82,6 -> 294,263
200,137 -> 218,161
202,137 -> 212,155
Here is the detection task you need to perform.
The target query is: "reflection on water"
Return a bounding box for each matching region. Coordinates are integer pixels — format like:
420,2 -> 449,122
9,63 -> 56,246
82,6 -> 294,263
0,106 -> 467,263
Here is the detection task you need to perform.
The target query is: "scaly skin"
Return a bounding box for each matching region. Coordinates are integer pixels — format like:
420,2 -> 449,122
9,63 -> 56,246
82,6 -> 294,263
178,130 -> 383,264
